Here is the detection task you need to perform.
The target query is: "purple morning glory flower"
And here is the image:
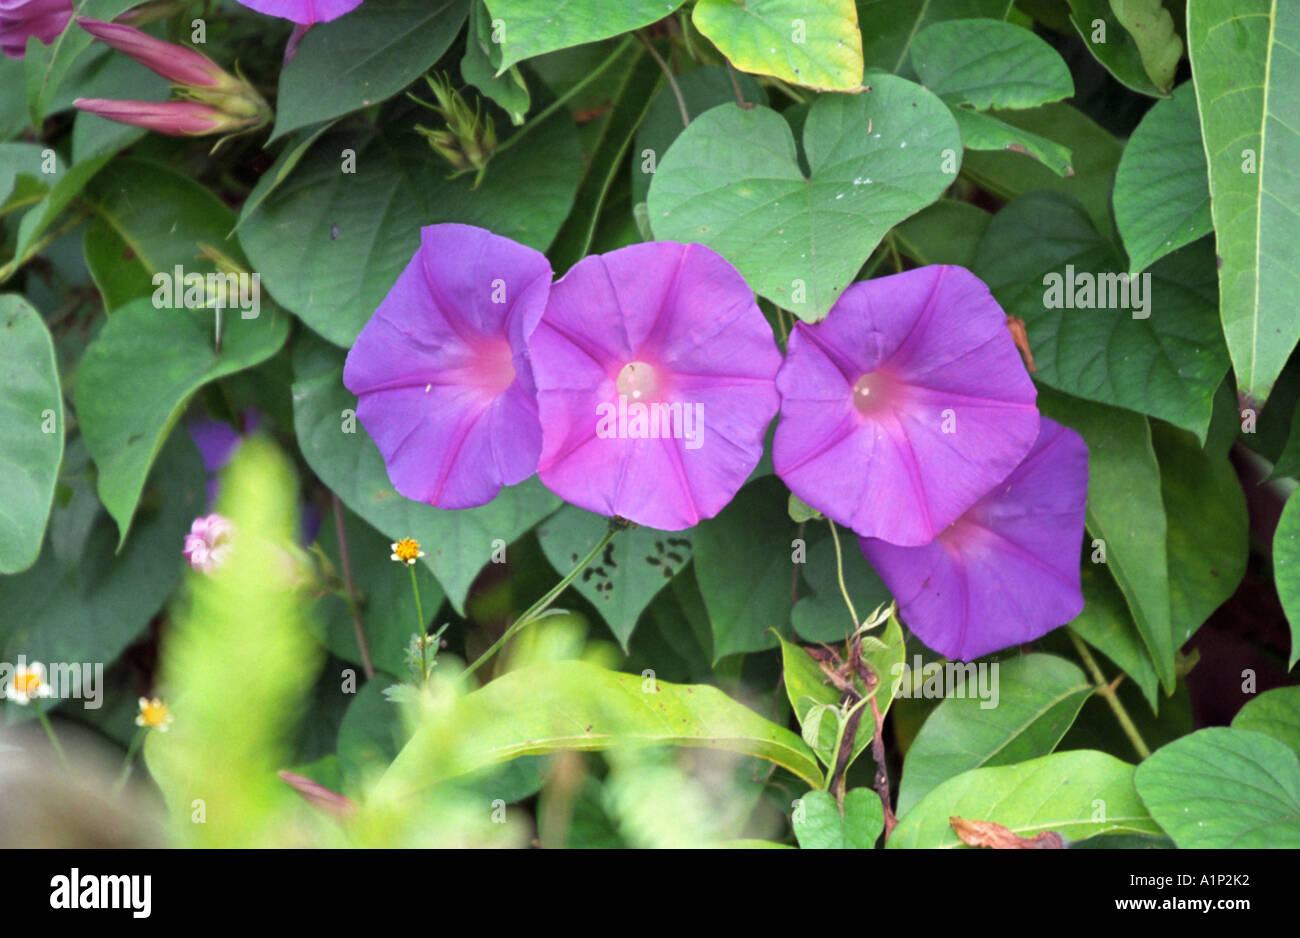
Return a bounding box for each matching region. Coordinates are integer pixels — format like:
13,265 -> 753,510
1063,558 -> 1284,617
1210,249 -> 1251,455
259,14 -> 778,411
530,242 -> 782,530
860,417 -> 1088,661
235,0 -> 361,25
344,223 -> 552,510
773,265 -> 1040,547
0,0 -> 70,60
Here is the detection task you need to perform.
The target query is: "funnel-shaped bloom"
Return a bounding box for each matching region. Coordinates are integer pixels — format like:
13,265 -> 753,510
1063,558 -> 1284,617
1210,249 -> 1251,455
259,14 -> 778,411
236,0 -> 362,25
861,417 -> 1088,661
0,0 -> 70,59
774,265 -> 1039,546
530,242 -> 781,530
344,224 -> 552,509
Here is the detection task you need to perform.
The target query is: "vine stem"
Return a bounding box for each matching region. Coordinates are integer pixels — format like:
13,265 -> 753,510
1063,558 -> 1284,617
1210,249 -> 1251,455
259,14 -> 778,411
113,727 -> 148,795
493,37 -> 636,156
332,494 -> 375,680
462,526 -> 620,681
1068,628 -> 1151,760
826,519 -> 859,631
637,32 -> 689,128
410,564 -> 428,681
36,707 -> 69,770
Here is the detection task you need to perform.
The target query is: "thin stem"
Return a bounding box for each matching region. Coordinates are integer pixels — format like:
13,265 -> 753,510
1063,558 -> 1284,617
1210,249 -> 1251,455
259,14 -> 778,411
113,727 -> 148,795
493,37 -> 636,156
826,520 -> 859,632
638,32 -> 689,128
888,235 -> 904,274
410,564 -> 428,682
0,208 -> 90,284
36,707 -> 69,770
725,62 -> 751,109
332,494 -> 375,680
1068,629 -> 1151,760
462,526 -> 619,681
763,76 -> 808,105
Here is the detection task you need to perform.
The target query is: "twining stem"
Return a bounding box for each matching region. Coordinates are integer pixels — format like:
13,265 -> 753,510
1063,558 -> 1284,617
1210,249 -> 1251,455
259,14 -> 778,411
36,707 -> 69,771
0,208 -> 90,284
493,37 -> 636,156
637,32 -> 689,128
410,564 -> 428,681
826,519 -> 859,632
1068,628 -> 1151,760
113,727 -> 147,795
331,494 -> 375,680
462,525 -> 619,681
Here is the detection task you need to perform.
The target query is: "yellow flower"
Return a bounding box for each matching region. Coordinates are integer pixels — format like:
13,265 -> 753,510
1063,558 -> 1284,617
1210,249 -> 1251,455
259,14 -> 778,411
135,697 -> 173,732
390,537 -> 425,566
5,662 -> 50,706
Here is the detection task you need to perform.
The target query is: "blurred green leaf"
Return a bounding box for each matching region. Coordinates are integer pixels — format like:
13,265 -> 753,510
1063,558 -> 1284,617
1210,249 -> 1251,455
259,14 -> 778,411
0,295 -> 63,574
374,659 -> 825,800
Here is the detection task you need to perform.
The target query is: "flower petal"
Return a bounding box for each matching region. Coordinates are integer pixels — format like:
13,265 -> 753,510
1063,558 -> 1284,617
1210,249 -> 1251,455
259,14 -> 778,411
532,242 -> 781,529
860,417 -> 1088,660
775,265 -> 1039,546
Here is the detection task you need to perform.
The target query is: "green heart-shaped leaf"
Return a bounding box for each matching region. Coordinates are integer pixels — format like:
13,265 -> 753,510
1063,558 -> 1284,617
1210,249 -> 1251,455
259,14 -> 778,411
647,75 -> 959,321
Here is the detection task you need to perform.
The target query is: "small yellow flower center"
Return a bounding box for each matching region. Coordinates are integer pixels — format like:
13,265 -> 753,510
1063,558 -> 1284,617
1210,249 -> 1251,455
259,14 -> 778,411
16,671 -> 40,695
140,699 -> 169,727
393,537 -> 422,562
850,371 -> 899,416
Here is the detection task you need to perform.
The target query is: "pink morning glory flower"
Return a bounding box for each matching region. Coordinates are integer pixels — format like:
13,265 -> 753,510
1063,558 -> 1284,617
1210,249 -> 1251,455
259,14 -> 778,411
343,224 -> 552,509
0,0 -> 70,59
235,0 -> 362,25
861,417 -> 1088,661
184,513 -> 235,574
773,265 -> 1040,547
529,241 -> 782,530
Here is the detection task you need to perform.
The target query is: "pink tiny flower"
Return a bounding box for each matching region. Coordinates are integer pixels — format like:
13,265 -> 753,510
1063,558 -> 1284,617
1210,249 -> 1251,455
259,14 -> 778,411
77,17 -> 227,88
73,98 -> 236,136
183,513 -> 234,573
0,0 -> 71,59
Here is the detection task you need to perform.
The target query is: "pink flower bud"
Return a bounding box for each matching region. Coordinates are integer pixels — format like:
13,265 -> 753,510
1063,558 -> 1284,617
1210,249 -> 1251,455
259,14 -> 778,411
0,0 -> 72,59
74,98 -> 242,136
76,17 -> 227,88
